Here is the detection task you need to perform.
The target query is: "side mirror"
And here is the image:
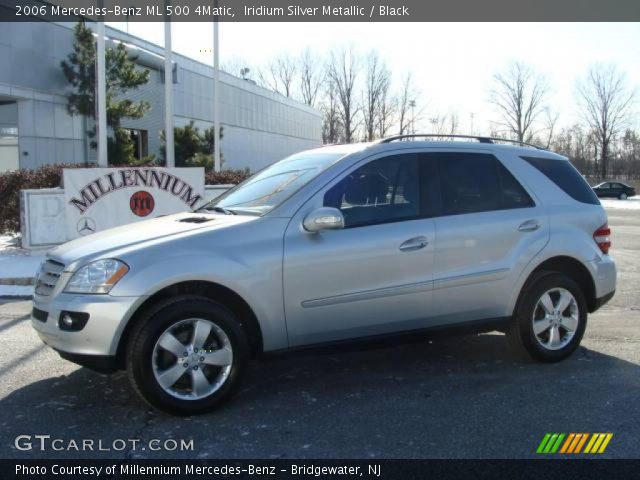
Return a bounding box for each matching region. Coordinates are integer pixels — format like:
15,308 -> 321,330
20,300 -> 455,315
303,207 -> 345,233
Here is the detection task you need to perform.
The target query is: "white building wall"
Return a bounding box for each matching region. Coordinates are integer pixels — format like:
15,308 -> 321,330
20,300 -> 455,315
0,22 -> 323,172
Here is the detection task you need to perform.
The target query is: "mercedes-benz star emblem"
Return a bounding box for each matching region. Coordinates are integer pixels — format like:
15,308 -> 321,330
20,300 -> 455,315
76,217 -> 96,236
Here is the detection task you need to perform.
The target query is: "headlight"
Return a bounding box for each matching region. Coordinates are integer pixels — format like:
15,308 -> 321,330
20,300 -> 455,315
65,259 -> 129,294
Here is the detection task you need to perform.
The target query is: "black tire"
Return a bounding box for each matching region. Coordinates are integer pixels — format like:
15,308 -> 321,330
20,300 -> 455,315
507,272 -> 587,363
126,295 -> 249,415
619,193 -> 628,200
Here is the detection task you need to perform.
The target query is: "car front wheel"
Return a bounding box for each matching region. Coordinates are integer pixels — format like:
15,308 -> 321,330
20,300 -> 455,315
507,272 -> 587,362
127,296 -> 249,415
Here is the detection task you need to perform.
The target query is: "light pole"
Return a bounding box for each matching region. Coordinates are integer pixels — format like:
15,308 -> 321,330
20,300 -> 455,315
96,17 -> 107,167
164,7 -> 175,168
213,2 -> 221,172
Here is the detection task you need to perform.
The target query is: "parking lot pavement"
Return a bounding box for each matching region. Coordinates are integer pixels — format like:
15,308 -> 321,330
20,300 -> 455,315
1,208 -> 639,460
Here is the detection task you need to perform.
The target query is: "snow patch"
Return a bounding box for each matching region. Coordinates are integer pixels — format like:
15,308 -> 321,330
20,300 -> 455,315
601,196 -> 640,210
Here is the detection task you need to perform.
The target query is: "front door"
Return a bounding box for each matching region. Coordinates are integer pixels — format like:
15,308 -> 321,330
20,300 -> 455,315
282,152 -> 438,347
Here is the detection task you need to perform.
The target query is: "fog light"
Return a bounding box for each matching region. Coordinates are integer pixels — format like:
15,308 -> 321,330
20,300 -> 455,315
58,311 -> 89,331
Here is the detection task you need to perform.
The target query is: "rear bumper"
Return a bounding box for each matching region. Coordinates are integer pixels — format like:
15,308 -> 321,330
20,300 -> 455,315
587,255 -> 616,301
591,289 -> 615,312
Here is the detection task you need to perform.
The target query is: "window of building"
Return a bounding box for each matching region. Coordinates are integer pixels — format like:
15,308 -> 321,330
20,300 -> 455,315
0,101 -> 19,173
126,129 -> 149,160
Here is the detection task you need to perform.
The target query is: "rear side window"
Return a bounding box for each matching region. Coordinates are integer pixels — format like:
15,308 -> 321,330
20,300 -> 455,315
521,156 -> 600,205
438,153 -> 533,215
497,161 -> 535,209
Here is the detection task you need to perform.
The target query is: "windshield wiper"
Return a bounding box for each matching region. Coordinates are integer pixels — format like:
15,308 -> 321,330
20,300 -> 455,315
196,206 -> 237,215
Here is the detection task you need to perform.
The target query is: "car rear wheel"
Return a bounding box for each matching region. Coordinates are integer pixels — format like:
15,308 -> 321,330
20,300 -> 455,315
507,272 -> 587,362
619,192 -> 628,200
126,295 -> 249,415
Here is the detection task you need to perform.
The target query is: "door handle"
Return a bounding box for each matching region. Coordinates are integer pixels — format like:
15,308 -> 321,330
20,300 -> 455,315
399,236 -> 429,252
518,220 -> 541,232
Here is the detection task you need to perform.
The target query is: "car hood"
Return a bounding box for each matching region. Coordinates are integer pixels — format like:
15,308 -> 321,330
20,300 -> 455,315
49,212 -> 255,269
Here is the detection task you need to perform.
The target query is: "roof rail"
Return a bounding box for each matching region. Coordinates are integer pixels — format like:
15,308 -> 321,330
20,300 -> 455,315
378,134 -> 545,150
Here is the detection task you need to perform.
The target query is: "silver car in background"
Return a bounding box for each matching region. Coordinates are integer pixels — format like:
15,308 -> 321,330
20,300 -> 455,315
31,134 -> 616,414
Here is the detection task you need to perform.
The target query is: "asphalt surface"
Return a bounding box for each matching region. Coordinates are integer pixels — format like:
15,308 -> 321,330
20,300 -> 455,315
1,207 -> 639,459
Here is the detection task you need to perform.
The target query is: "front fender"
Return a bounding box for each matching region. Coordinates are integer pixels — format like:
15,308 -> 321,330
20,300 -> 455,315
108,218 -> 289,351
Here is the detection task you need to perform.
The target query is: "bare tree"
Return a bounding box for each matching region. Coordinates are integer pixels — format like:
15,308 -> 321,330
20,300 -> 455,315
298,49 -> 324,107
327,47 -> 360,143
577,64 -> 636,178
321,77 -> 343,144
361,51 -> 392,141
490,61 -> 548,142
221,56 -> 253,80
542,107 -> 559,149
429,113 -> 459,135
377,87 -> 396,138
397,73 -> 416,135
259,54 -> 297,97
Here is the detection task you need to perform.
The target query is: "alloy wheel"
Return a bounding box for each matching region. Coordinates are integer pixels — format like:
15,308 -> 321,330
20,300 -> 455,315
531,288 -> 579,351
152,318 -> 233,400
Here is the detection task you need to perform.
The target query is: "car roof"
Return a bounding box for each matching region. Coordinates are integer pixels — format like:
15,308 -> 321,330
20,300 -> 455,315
306,138 -> 566,161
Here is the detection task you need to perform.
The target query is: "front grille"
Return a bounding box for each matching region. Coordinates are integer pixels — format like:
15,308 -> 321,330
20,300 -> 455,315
32,307 -> 48,322
34,259 -> 65,296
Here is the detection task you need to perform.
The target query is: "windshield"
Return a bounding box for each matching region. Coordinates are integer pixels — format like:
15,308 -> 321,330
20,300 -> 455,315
198,151 -> 345,216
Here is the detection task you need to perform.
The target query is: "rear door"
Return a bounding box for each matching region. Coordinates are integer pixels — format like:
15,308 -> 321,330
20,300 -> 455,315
431,151 -> 549,324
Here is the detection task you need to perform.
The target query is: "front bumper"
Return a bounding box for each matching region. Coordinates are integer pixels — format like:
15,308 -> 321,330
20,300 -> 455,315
31,292 -> 142,362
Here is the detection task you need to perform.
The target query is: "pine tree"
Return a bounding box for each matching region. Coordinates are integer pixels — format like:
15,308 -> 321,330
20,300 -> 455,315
160,121 -> 224,170
61,22 -> 151,165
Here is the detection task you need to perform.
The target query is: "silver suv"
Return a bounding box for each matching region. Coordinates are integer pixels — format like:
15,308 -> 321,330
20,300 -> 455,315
31,135 -> 616,414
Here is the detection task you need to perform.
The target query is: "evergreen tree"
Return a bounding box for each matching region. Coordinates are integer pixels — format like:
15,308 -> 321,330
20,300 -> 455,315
61,22 -> 151,165
160,121 -> 224,170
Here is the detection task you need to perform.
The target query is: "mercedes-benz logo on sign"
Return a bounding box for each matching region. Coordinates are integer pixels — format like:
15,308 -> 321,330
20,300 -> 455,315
77,217 -> 96,236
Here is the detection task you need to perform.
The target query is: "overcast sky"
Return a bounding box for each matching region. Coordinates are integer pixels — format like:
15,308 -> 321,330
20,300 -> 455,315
107,22 -> 640,134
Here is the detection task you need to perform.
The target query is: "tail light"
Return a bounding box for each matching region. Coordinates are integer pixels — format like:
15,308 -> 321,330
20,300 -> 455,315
594,224 -> 611,254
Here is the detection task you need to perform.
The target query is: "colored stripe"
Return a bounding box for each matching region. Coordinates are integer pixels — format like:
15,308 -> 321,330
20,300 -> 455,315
574,433 -> 589,453
584,434 -> 598,453
567,434 -> 582,453
550,433 -> 566,453
560,434 -> 576,453
544,434 -> 559,453
590,434 -> 606,453
537,433 -> 552,453
598,434 -> 613,453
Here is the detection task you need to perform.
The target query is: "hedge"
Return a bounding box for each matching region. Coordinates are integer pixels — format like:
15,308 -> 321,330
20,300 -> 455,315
0,164 -> 251,235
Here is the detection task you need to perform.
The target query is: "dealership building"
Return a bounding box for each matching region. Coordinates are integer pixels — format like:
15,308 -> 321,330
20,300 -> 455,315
0,21 -> 322,173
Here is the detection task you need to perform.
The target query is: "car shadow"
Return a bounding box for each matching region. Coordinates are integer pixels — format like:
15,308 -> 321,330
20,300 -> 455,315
2,332 -> 639,458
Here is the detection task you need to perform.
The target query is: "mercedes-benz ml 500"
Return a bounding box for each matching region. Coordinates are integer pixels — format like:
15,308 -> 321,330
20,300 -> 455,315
31,135 -> 616,414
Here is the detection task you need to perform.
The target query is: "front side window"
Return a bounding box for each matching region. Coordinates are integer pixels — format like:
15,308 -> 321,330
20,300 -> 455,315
324,154 -> 420,227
